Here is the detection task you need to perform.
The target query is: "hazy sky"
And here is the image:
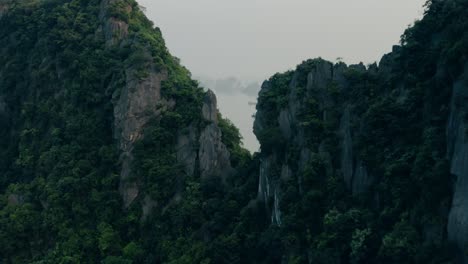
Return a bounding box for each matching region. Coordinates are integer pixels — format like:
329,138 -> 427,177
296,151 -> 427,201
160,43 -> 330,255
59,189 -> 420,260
139,0 -> 426,81
137,0 -> 426,151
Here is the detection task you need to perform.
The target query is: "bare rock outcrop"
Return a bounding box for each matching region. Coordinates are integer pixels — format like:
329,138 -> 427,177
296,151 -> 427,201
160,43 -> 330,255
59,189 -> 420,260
100,2 -> 234,208
254,59 -> 377,225
114,62 -> 170,208
0,0 -> 13,20
199,90 -> 233,180
0,4 -> 8,19
99,0 -> 131,46
176,125 -> 198,177
99,0 -> 172,207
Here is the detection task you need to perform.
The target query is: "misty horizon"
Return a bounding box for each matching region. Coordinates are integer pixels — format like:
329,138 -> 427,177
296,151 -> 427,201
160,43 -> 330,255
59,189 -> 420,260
138,0 -> 427,152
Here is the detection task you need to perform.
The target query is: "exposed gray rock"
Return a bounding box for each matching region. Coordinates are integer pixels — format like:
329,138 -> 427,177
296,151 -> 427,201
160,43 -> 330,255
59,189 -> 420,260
199,123 -> 232,180
0,4 -> 8,19
281,164 -> 292,181
272,188 -> 282,226
318,141 -> 333,177
257,154 -> 282,226
447,65 -> 468,262
306,60 -> 333,93
352,160 -> 373,194
278,109 -> 293,139
100,0 -> 131,46
258,155 -> 273,203
113,68 -> 168,155
176,125 -> 198,176
281,73 -> 303,146
113,67 -> 169,207
287,72 -> 301,124
333,63 -> 348,89
104,18 -> 129,46
340,106 -> 354,188
255,60 -> 357,226
0,96 -> 5,114
306,61 -> 337,127
297,148 -> 312,194
0,0 -> 13,20
100,0 -> 174,207
118,184 -> 136,206
7,194 -> 23,206
99,4 -> 233,208
396,83 -> 410,104
339,106 -> 372,194
141,195 -> 158,221
199,90 -> 233,180
202,90 -> 219,123
255,59 -> 381,227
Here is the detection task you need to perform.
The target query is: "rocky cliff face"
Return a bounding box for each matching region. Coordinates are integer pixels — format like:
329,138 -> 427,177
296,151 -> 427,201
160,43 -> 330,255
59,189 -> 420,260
100,0 -> 169,207
254,59 -> 376,227
0,1 -> 238,261
447,63 -> 468,262
0,0 -> 11,19
198,90 -> 234,180
98,0 -> 232,208
0,96 -> 5,115
253,3 -> 468,257
0,0 -> 466,263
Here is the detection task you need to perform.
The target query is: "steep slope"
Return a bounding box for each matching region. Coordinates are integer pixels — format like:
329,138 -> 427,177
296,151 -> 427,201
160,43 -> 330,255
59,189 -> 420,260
253,0 -> 468,262
0,0 -> 247,262
0,0 -> 467,263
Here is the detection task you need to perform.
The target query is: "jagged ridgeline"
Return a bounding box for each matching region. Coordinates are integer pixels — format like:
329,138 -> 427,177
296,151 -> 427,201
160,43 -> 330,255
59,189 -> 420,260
0,0 -> 254,263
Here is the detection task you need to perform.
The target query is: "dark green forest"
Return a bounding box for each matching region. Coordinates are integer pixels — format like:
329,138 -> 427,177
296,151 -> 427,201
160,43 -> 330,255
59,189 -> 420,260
0,0 -> 467,263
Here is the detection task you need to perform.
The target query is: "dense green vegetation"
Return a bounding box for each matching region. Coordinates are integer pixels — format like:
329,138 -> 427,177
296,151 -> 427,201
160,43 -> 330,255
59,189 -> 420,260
0,0 -> 124,262
253,61 -> 456,263
0,0 -> 259,262
0,0 -> 467,263
249,0 -> 468,263
0,0 -> 239,262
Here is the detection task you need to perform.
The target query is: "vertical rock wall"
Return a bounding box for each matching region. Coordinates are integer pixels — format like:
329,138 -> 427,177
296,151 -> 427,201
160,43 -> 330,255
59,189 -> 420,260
447,65 -> 468,262
99,1 -> 233,209
254,60 -> 374,225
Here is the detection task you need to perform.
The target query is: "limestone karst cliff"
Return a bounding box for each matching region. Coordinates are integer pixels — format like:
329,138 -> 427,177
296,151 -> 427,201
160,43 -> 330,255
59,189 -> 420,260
0,0 -> 241,262
0,0 -> 467,263
252,0 -> 468,262
99,0 -> 233,209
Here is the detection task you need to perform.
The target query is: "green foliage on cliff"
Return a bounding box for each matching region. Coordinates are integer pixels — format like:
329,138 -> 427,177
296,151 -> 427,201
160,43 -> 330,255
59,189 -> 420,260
0,0 -> 242,263
0,0 -> 466,263
247,0 -> 467,263
0,0 -> 126,262
218,114 -> 251,167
